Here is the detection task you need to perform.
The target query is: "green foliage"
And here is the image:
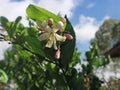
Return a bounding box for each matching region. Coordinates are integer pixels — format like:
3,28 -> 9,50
82,44 -> 109,90
84,45 -> 109,73
0,4 -> 110,90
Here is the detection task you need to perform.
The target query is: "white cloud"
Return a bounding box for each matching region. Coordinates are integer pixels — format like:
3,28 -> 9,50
0,0 -> 83,21
0,0 -> 83,27
0,0 -> 33,25
36,0 -> 83,18
74,15 -> 111,43
86,3 -> 95,9
74,14 -> 100,43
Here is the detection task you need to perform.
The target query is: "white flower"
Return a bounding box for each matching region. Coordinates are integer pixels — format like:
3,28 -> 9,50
38,20 -> 66,50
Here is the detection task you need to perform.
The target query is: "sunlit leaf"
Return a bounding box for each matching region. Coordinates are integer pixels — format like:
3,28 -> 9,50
0,16 -> 9,29
26,4 -> 61,23
9,16 -> 22,37
0,69 -> 8,84
23,36 -> 45,57
0,16 -> 22,38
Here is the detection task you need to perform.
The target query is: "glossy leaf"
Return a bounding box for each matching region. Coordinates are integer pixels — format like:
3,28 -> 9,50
0,69 -> 8,84
9,16 -> 22,38
26,4 -> 61,23
23,36 -> 45,57
0,16 -> 9,29
0,16 -> 22,38
60,16 -> 76,68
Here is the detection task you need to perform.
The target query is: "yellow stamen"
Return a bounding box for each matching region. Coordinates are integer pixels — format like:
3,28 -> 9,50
48,33 -> 53,41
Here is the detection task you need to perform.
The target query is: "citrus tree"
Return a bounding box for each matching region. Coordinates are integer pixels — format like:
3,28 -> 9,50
0,4 -> 109,90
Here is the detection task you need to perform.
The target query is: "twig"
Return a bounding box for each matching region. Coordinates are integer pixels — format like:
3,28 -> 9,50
58,60 -> 71,90
11,39 -> 59,65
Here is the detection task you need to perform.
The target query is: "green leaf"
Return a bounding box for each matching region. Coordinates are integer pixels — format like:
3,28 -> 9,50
0,69 -> 8,84
0,16 -> 9,28
0,16 -> 8,22
68,72 -> 84,90
23,36 -> 45,57
0,16 -> 22,38
85,51 -> 91,59
35,81 -> 39,88
28,73 -> 32,80
94,58 -> 101,69
26,4 -> 61,23
69,48 -> 81,68
8,16 -> 22,37
60,16 -> 76,68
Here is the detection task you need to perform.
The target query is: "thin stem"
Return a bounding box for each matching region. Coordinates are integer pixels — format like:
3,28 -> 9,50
58,60 -> 71,90
13,42 -> 59,65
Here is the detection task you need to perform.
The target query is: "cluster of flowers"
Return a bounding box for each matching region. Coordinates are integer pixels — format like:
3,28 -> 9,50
37,17 -> 73,59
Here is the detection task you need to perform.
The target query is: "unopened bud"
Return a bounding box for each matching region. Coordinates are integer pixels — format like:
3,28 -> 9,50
48,18 -> 54,26
41,20 -> 47,27
60,18 -> 66,24
55,50 -> 60,59
12,35 -> 16,39
64,34 -> 73,40
57,21 -> 64,29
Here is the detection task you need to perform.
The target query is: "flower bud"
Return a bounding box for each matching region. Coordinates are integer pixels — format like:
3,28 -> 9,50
55,50 -> 61,59
64,34 -> 73,40
60,18 -> 66,24
12,35 -> 16,39
48,18 -> 54,26
57,21 -> 64,29
41,20 -> 47,27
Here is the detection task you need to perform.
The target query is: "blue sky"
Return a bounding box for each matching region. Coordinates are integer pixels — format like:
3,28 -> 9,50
72,0 -> 120,23
0,0 -> 120,59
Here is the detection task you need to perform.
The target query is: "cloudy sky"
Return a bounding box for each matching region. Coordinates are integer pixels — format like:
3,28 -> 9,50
0,0 -> 120,59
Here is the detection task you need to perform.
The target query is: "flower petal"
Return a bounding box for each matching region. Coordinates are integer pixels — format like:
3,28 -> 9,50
53,27 -> 59,33
55,34 -> 66,42
41,20 -> 47,28
53,21 -> 64,32
45,26 -> 52,32
45,40 -> 53,48
37,20 -> 47,30
38,33 -> 50,41
53,37 -> 58,50
56,21 -> 64,29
